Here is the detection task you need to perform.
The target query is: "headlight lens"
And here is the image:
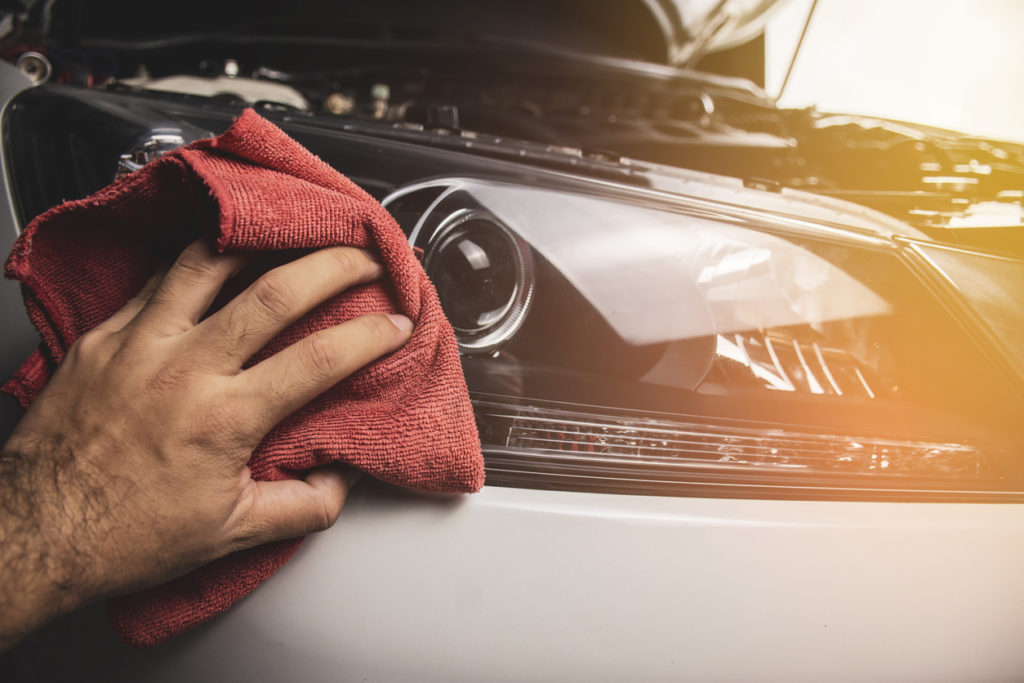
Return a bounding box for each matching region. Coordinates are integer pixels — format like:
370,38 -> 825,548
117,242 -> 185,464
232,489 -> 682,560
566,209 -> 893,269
422,209 -> 534,353
388,178 -> 1024,500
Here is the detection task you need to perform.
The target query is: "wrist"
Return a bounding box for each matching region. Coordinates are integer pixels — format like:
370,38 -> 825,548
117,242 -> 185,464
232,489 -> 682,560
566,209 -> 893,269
0,440 -> 95,650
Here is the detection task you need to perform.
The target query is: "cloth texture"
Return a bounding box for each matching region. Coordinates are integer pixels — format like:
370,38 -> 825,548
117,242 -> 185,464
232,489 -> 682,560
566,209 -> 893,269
2,109 -> 484,646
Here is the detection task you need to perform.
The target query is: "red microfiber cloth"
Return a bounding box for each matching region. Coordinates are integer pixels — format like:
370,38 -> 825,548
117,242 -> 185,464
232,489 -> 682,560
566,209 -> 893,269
2,109 -> 484,646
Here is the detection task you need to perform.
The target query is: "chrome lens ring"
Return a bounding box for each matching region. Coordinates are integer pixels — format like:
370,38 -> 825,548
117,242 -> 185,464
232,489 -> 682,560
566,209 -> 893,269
423,209 -> 534,354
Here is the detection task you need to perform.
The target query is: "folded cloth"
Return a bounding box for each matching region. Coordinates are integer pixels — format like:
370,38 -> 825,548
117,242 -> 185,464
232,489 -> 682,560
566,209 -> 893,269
2,109 -> 484,647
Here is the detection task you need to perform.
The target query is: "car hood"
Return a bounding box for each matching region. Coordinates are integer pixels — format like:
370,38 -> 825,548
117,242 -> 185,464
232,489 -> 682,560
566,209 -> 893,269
33,0 -> 784,67
640,0 -> 782,65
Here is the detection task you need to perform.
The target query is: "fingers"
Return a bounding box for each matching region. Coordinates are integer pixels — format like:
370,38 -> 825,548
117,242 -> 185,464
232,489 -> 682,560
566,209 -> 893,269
239,312 -> 413,432
232,466 -> 353,547
92,267 -> 167,334
191,247 -> 383,367
134,240 -> 249,335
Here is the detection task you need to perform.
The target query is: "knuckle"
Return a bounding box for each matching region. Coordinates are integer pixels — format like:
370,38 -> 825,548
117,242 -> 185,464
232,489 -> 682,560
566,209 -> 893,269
74,327 -> 104,352
225,517 -> 264,554
325,247 -> 358,275
249,274 -> 294,321
67,328 -> 110,364
215,386 -> 266,446
326,247 -> 380,283
322,489 -> 345,527
174,243 -> 218,282
300,334 -> 340,380
184,392 -> 255,453
311,499 -> 335,532
194,402 -> 242,445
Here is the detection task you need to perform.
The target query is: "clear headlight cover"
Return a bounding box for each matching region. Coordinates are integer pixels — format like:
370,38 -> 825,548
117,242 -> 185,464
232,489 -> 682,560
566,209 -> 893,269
386,179 -> 1024,500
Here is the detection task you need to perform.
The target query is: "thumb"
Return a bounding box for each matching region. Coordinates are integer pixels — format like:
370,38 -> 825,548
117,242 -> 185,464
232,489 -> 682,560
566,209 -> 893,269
233,466 -> 354,548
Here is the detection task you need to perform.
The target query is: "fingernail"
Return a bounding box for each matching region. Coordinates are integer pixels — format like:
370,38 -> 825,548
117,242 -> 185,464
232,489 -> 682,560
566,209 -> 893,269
387,314 -> 413,333
362,249 -> 382,264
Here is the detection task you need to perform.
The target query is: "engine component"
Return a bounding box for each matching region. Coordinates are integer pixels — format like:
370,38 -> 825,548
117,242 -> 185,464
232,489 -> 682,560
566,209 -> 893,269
117,73 -> 309,110
114,131 -> 188,181
15,51 -> 50,84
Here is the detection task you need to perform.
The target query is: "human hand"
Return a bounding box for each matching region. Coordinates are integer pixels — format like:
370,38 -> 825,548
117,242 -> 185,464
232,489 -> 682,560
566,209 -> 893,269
0,240 -> 412,650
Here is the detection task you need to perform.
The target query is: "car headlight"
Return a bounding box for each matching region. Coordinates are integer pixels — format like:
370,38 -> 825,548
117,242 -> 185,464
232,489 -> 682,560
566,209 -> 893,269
7,86 -> 1024,501
387,179 -> 1024,500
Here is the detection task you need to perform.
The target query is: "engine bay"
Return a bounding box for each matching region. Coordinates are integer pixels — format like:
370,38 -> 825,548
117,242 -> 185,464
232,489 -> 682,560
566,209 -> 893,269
4,0 -> 1024,256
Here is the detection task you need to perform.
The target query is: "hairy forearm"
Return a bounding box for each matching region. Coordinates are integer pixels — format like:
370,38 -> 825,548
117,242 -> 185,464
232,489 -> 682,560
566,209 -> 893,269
0,440 -> 98,651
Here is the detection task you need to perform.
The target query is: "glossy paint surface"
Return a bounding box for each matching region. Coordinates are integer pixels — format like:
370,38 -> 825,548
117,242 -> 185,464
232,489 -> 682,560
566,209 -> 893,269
8,482 -> 1024,682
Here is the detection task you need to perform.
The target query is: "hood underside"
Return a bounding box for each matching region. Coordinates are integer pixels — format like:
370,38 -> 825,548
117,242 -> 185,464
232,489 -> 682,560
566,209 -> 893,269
32,0 -> 782,67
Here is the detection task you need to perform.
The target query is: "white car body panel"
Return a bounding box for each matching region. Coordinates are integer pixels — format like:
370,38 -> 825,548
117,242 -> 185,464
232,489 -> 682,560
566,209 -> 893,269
58,483 -> 1022,683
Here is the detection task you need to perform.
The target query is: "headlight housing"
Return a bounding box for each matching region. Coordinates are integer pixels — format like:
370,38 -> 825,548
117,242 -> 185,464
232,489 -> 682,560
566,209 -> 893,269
384,177 -> 1024,500
7,85 -> 1024,500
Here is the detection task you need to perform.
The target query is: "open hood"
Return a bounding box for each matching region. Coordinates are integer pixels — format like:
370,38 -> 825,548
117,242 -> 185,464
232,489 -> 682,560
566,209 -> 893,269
10,0 -> 784,68
641,0 -> 783,65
